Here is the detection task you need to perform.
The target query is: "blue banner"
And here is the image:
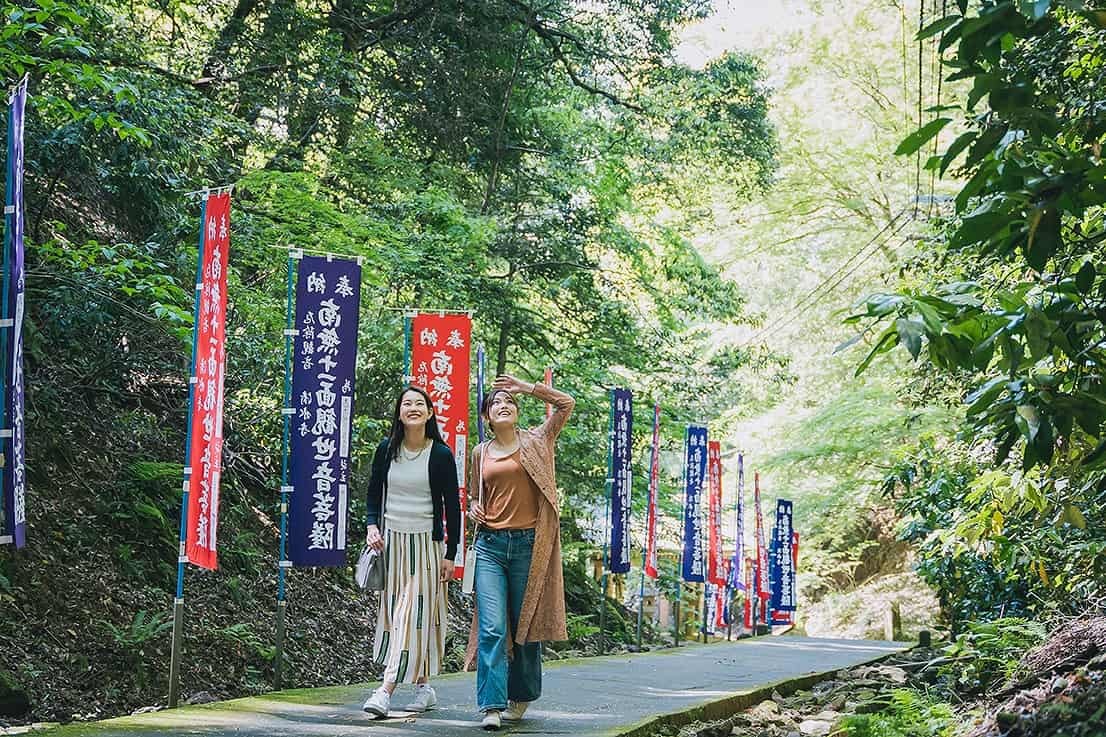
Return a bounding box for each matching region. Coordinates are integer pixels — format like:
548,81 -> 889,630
681,425 -> 707,582
289,256 -> 361,566
730,453 -> 744,590
769,499 -> 796,612
2,78 -> 27,548
608,388 -> 633,573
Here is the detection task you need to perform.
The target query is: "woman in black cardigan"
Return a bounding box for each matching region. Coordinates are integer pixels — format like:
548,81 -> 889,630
362,385 -> 461,718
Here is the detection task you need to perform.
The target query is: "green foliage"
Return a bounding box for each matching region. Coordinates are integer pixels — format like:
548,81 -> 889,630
838,689 -> 956,737
103,610 -> 172,653
848,0 -> 1106,627
937,618 -> 1046,697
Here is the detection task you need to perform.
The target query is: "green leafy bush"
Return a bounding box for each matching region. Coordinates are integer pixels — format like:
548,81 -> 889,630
937,618 -> 1046,697
838,689 -> 956,737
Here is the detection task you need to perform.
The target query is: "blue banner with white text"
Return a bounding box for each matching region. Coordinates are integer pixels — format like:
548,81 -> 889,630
289,256 -> 361,566
609,388 -> 633,573
769,499 -> 796,612
681,425 -> 707,582
2,78 -> 27,548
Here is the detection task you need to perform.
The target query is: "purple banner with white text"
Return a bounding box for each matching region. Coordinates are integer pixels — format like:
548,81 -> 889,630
289,256 -> 361,566
2,78 -> 27,548
681,425 -> 707,582
609,388 -> 633,573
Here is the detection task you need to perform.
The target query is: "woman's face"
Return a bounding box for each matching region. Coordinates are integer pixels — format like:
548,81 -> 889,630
399,390 -> 432,432
485,391 -> 518,431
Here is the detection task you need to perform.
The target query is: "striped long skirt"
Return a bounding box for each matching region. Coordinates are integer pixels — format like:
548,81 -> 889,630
372,529 -> 448,684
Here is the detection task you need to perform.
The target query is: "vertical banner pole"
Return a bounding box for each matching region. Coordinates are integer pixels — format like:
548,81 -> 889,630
274,253 -> 295,689
476,345 -> 486,443
169,194 -> 209,709
599,389 -> 614,655
402,311 -> 413,384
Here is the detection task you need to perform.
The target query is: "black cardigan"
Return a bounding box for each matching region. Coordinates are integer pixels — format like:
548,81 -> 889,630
365,438 -> 462,561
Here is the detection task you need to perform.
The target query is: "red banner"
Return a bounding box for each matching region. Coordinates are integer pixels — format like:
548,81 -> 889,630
411,313 -> 471,579
644,403 -> 660,578
707,441 -> 726,585
544,366 -> 553,419
185,192 -> 230,570
754,472 -> 770,600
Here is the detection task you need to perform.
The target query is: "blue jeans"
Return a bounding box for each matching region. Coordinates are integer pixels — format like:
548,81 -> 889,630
475,528 -> 542,711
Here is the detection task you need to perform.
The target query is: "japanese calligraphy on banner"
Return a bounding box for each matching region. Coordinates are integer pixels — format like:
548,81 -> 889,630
707,441 -> 726,586
681,425 -> 707,582
410,313 -> 471,575
288,256 -> 361,567
185,192 -> 230,570
608,388 -> 633,574
730,454 -> 745,590
644,403 -> 661,579
705,582 -> 719,635
1,78 -> 27,548
754,472 -> 770,601
770,499 -> 796,613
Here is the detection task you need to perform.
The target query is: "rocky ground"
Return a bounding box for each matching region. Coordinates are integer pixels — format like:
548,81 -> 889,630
652,616 -> 1106,737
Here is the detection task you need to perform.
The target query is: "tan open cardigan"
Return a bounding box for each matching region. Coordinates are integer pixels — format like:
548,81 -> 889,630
463,382 -> 575,671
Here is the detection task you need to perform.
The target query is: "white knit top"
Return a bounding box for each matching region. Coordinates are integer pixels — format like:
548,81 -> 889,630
384,446 -> 434,533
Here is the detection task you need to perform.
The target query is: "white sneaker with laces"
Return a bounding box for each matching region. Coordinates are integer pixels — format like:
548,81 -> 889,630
361,687 -> 391,718
481,709 -> 502,730
503,701 -> 530,721
405,684 -> 438,712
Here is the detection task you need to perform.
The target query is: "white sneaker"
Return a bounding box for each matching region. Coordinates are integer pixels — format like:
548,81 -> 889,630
405,684 -> 438,712
503,701 -> 530,721
481,710 -> 502,730
361,687 -> 390,718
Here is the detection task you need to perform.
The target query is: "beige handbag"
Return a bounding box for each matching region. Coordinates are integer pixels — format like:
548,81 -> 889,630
461,443 -> 487,595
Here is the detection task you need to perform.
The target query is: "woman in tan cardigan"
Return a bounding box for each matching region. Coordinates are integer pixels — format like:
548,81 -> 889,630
465,374 -> 574,730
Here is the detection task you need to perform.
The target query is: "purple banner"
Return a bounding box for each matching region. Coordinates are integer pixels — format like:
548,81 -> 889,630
608,388 -> 632,574
681,425 -> 707,582
769,499 -> 796,612
2,78 -> 27,548
289,256 -> 361,566
730,453 -> 744,590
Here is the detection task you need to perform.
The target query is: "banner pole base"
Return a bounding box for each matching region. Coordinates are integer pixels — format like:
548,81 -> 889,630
168,598 -> 185,708
274,601 -> 286,690
598,571 -> 607,656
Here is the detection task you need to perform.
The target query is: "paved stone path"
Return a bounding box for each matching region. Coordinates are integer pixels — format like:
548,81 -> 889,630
46,637 -> 907,737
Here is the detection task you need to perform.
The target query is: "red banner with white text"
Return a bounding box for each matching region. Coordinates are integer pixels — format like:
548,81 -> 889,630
410,313 -> 471,579
185,192 -> 230,570
707,441 -> 726,585
644,403 -> 661,578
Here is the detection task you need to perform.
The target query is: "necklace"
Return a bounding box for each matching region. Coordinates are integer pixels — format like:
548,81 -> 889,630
490,439 -> 520,457
400,440 -> 429,461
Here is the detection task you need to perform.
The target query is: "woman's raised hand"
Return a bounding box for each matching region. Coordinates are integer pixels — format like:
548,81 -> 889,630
365,524 -> 385,552
493,374 -> 534,395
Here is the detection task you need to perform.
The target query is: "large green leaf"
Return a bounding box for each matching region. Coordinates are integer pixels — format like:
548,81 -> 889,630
895,118 -> 953,156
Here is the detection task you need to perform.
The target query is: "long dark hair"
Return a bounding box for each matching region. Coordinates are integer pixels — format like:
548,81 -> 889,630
387,385 -> 446,460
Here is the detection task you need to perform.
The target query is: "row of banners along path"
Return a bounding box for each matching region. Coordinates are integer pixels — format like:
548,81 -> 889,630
0,86 -> 802,706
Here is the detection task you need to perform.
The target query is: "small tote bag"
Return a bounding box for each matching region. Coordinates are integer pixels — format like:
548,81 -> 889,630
461,443 -> 487,595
